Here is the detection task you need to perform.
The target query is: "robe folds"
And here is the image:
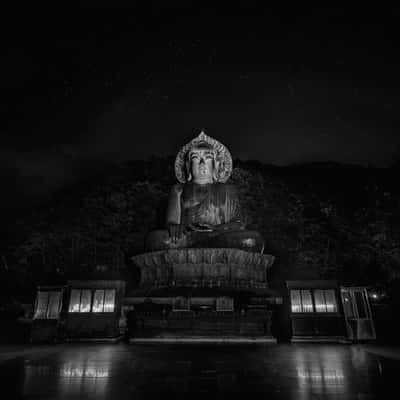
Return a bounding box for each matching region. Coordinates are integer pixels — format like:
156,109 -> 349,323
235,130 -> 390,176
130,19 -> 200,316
179,183 -> 242,228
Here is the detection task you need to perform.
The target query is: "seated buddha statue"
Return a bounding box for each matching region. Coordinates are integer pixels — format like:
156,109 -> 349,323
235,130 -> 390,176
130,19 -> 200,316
146,131 -> 264,253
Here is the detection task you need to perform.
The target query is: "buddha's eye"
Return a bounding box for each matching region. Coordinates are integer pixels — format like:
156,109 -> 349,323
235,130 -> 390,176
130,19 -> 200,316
201,152 -> 213,159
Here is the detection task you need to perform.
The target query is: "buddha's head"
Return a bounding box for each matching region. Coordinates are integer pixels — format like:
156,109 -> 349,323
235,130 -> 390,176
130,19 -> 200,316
186,142 -> 219,184
175,131 -> 232,184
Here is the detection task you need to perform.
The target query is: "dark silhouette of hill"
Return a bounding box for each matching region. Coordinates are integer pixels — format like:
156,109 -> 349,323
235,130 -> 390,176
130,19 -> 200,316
2,157 -> 400,304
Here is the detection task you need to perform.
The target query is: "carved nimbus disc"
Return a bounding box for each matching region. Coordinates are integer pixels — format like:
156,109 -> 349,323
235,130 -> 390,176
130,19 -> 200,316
174,131 -> 233,183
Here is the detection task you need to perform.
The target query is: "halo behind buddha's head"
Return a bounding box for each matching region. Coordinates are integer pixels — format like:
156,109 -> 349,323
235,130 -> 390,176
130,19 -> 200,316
175,131 -> 233,183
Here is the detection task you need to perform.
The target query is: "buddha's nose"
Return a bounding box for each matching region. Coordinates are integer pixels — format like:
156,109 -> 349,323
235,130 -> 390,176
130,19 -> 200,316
199,157 -> 205,165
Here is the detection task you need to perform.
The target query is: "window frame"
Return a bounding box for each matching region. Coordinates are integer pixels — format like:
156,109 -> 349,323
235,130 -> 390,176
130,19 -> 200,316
68,288 -> 116,314
92,289 -> 106,313
34,290 -> 62,320
290,288 -> 338,314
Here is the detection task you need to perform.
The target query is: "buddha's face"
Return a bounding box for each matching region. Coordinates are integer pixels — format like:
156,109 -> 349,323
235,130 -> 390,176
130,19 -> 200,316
189,148 -> 216,184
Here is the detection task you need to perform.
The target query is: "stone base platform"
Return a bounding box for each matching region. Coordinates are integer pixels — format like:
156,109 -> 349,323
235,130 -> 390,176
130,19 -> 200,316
128,248 -> 277,339
129,336 -> 277,343
125,309 -> 275,340
132,248 -> 275,289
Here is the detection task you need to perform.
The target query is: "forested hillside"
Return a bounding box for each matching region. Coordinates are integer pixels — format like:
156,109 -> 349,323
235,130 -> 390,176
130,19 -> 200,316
2,158 -> 400,303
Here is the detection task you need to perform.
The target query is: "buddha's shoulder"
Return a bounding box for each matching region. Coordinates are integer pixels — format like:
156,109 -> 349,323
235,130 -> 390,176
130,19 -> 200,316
170,183 -> 184,194
214,183 -> 238,194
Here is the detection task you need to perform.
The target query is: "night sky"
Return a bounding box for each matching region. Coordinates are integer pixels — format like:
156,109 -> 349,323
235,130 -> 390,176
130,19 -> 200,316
2,6 -> 400,214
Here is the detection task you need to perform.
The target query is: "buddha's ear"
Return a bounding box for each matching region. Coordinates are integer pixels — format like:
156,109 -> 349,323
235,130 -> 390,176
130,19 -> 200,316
185,159 -> 192,182
213,159 -> 220,182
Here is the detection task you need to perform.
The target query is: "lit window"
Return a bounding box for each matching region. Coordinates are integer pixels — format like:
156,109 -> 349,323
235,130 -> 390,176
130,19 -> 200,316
314,290 -> 327,312
301,290 -> 314,313
68,289 -> 116,313
80,290 -> 91,312
69,289 -> 92,313
35,291 -> 49,318
69,289 -> 81,312
92,290 -> 105,312
104,289 -> 115,312
291,290 -> 314,313
47,291 -> 62,318
324,290 -> 337,313
290,289 -> 338,313
34,291 -> 62,319
290,290 -> 302,313
314,289 -> 337,313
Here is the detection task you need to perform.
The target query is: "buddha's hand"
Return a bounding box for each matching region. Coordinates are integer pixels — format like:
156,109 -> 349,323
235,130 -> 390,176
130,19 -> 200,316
188,223 -> 214,232
214,221 -> 246,232
167,224 -> 186,243
171,184 -> 183,195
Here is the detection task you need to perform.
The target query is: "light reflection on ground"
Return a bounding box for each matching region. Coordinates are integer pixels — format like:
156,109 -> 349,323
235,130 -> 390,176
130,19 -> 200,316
0,343 -> 397,399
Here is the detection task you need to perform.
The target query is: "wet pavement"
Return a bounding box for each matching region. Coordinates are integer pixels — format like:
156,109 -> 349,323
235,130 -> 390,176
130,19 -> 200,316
0,343 -> 397,399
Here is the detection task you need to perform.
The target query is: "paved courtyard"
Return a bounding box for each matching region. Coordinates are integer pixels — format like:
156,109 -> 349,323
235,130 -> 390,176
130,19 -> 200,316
0,342 -> 398,399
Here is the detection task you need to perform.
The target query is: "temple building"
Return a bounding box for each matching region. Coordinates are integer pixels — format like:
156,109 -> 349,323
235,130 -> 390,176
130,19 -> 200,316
30,132 -> 376,343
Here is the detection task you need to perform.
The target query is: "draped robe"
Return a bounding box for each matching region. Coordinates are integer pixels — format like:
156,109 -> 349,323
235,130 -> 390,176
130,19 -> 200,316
179,183 -> 242,229
146,182 -> 263,252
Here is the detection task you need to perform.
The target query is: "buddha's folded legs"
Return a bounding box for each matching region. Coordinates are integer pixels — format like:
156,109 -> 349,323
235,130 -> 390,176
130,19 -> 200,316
146,229 -> 189,251
146,229 -> 264,253
208,230 -> 264,252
